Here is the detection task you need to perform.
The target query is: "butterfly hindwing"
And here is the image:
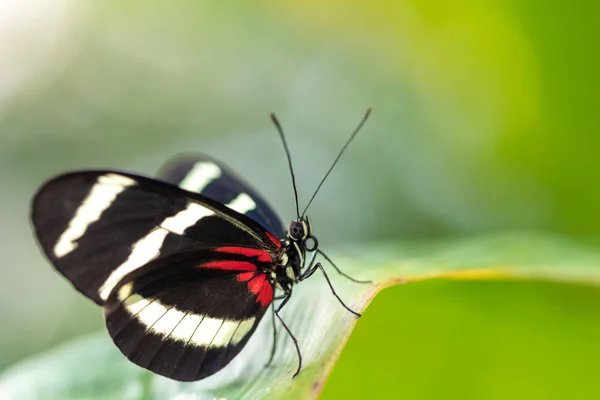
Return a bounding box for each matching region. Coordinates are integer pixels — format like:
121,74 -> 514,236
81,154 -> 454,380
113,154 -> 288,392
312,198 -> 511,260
104,250 -> 274,381
158,154 -> 286,237
31,171 -> 280,305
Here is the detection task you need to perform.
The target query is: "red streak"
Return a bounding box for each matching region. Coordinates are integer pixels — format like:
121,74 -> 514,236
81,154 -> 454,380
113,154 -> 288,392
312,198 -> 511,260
201,260 -> 257,272
214,247 -> 272,263
248,274 -> 266,295
265,232 -> 281,248
236,271 -> 255,282
256,280 -> 274,308
236,272 -> 273,308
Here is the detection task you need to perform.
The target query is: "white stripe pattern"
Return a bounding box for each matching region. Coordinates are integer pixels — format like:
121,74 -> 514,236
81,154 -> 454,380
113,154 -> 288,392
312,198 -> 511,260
161,202 -> 214,234
53,174 -> 136,258
179,162 -> 221,192
117,284 -> 255,347
98,201 -> 215,301
226,193 -> 256,214
98,229 -> 168,301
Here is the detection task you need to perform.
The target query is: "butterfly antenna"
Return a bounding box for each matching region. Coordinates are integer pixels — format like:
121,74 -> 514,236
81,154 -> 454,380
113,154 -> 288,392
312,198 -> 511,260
271,113 -> 300,219
301,108 -> 371,216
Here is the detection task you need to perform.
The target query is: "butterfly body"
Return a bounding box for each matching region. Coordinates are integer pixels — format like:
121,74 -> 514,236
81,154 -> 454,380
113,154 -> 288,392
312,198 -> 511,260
31,157 -> 328,381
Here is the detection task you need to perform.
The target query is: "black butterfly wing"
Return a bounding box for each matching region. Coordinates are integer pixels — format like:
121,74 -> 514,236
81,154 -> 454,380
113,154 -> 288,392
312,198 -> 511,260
157,154 -> 286,237
31,171 -> 281,305
104,250 -> 274,381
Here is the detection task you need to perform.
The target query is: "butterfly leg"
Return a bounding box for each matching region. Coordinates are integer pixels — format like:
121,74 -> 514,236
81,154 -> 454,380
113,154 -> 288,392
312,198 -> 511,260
274,291 -> 303,378
266,301 -> 278,367
316,249 -> 372,284
268,293 -> 291,366
301,262 -> 361,317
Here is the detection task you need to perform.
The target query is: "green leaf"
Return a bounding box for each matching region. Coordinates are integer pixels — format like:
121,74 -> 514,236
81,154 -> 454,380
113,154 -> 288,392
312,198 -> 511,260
2,233 -> 600,399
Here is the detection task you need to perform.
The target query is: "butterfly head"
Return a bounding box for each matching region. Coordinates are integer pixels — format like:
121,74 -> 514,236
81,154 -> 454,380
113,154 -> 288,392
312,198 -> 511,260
287,216 -> 318,251
270,217 -> 317,291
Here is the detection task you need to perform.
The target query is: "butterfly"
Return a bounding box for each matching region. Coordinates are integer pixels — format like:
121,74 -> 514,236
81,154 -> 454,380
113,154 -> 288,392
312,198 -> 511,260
30,110 -> 371,382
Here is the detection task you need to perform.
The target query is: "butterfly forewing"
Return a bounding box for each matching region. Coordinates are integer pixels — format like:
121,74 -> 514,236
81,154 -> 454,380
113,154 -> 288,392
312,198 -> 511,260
31,171 -> 279,305
158,154 -> 286,237
104,250 -> 273,381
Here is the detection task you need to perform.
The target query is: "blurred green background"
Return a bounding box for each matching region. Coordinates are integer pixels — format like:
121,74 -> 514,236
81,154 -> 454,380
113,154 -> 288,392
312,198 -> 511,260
1,1 -> 600,398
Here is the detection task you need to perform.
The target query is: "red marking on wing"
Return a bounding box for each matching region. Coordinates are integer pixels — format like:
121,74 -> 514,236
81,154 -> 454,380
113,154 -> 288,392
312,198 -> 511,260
265,231 -> 281,248
214,247 -> 272,263
201,260 -> 257,272
248,274 -> 266,295
236,271 -> 255,282
256,279 -> 274,308
236,273 -> 273,308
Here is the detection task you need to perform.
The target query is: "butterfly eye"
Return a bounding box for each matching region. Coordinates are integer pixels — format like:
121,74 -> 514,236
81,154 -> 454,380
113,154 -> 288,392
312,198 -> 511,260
288,221 -> 305,240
